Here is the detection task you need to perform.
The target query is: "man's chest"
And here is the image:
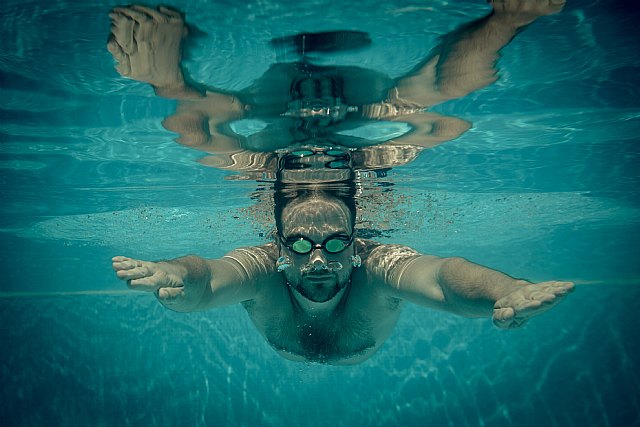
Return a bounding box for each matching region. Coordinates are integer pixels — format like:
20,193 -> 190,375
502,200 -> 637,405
265,310 -> 377,363
244,291 -> 402,364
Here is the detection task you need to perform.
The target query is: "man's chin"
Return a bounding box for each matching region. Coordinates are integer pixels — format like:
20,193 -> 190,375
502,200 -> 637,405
298,276 -> 341,302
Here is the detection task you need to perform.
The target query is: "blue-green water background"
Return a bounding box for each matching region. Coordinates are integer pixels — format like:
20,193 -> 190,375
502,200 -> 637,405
1,0 -> 639,426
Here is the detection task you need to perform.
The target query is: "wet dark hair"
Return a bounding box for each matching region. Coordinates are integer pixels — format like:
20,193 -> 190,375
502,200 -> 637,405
273,181 -> 357,235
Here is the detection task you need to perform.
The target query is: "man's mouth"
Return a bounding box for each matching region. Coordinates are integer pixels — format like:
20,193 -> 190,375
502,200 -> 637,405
305,273 -> 333,281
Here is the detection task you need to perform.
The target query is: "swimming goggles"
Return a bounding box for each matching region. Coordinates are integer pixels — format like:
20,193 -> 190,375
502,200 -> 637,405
281,102 -> 358,120
279,233 -> 354,254
279,148 -> 352,170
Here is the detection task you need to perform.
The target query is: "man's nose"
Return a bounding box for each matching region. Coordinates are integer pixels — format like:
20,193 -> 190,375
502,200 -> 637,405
309,248 -> 327,269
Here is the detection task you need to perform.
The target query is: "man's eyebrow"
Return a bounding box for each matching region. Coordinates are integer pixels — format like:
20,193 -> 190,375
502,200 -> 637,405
282,233 -> 310,240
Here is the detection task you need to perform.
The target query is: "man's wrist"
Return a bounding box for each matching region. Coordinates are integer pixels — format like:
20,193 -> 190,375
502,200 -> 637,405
154,84 -> 203,100
488,11 -> 526,31
489,9 -> 542,29
152,69 -> 203,99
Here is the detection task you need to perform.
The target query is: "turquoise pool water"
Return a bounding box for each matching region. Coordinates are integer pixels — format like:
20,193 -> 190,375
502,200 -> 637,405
1,0 -> 639,426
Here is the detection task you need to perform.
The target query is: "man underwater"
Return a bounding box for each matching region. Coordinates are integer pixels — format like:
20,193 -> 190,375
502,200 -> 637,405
113,160 -> 574,365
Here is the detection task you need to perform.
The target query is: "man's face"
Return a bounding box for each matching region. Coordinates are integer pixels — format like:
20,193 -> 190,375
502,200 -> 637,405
279,197 -> 355,303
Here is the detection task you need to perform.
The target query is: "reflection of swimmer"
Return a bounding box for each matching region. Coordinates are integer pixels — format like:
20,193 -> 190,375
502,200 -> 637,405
112,181 -> 574,365
107,1 -> 565,171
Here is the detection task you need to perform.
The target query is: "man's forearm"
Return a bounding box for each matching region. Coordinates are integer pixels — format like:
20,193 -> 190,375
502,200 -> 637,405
436,257 -> 528,317
431,12 -> 520,98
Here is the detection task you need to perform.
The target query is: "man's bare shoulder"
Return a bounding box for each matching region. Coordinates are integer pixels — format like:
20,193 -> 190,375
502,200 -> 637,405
358,238 -> 421,262
218,242 -> 279,280
357,238 -> 423,286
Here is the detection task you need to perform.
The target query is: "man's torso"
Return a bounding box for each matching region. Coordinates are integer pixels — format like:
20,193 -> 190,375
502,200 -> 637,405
231,239 -> 418,364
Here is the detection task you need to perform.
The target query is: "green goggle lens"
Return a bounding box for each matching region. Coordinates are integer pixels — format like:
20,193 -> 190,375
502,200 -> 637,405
291,239 -> 313,254
325,239 -> 347,253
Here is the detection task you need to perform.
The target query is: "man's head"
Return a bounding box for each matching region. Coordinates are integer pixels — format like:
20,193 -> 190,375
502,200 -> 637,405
274,184 -> 358,303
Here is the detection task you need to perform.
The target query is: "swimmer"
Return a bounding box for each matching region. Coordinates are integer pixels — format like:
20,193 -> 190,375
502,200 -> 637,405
112,183 -> 574,365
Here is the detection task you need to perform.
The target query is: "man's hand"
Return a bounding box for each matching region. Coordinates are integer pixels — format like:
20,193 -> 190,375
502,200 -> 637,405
493,280 -> 575,328
490,0 -> 566,27
107,5 -> 187,89
112,256 -> 185,301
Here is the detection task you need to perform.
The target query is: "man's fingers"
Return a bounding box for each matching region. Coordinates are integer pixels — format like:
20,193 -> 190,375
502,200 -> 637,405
129,269 -> 181,291
126,270 -> 168,292
107,35 -> 123,55
130,5 -> 168,22
112,257 -> 142,271
113,257 -> 156,285
107,36 -> 131,75
493,307 -> 516,329
108,11 -> 137,54
157,286 -> 184,300
112,6 -> 151,23
493,306 -> 531,329
117,266 -> 150,281
117,268 -> 153,286
493,306 -> 515,321
158,6 -> 183,21
112,257 -> 184,296
129,274 -> 159,287
547,281 -> 575,294
527,290 -> 555,304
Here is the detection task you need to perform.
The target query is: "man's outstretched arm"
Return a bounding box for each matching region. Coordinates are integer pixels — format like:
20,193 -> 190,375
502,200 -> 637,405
394,0 -> 566,106
112,247 -> 273,312
376,251 -> 574,328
